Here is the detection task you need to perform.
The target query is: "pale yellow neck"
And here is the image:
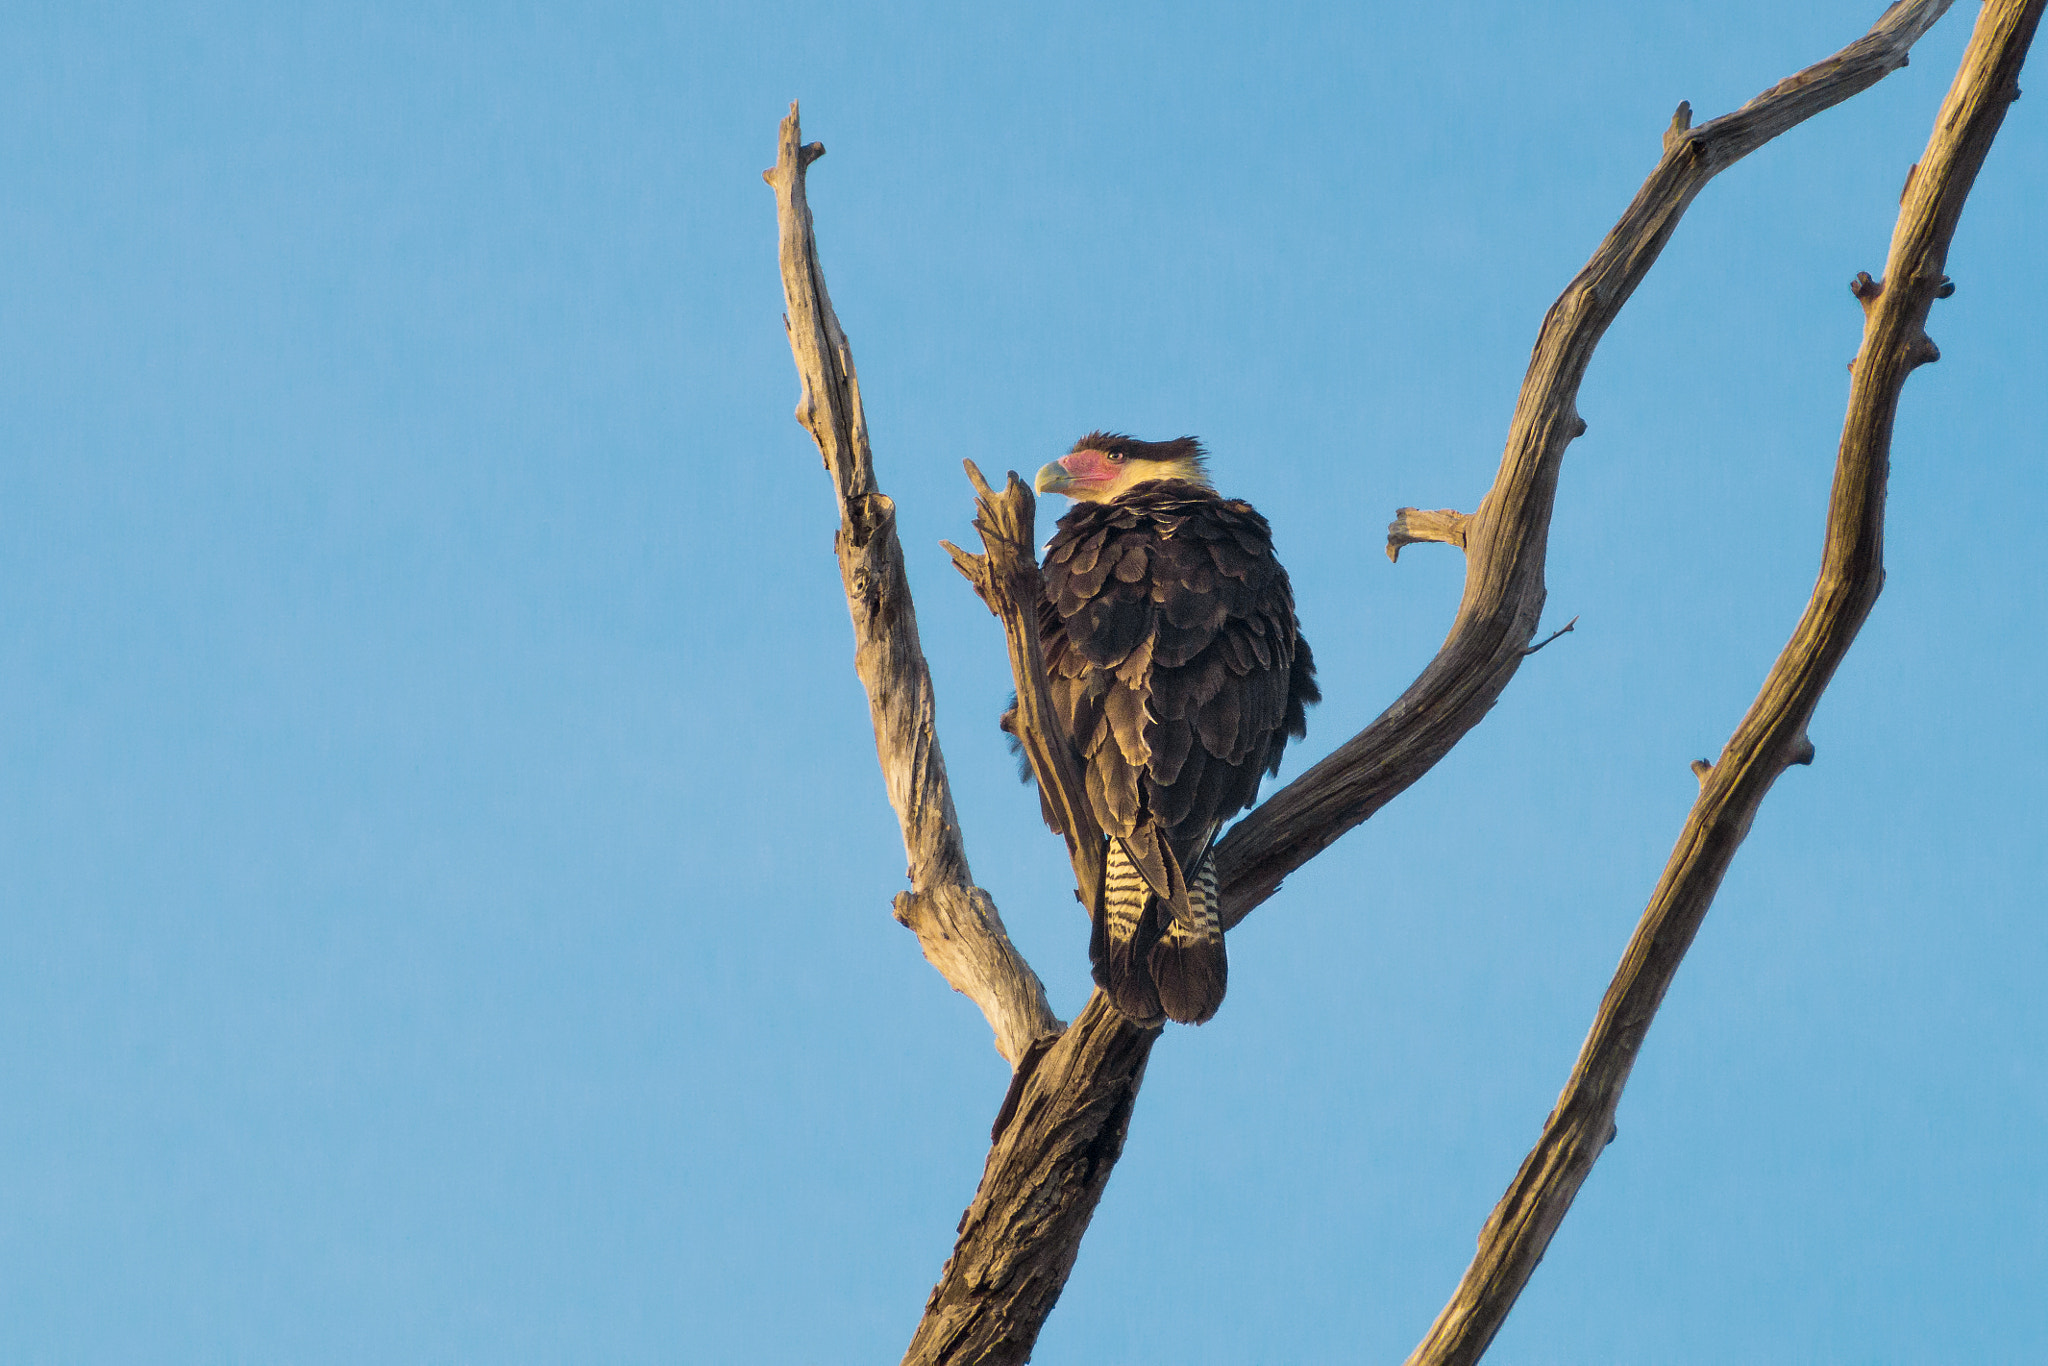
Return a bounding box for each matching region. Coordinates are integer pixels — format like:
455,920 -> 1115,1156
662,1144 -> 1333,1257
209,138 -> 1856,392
1078,456 -> 1212,502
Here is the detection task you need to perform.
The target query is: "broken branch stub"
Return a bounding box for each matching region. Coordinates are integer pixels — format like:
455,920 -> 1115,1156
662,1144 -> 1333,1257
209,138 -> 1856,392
1386,507 -> 1474,563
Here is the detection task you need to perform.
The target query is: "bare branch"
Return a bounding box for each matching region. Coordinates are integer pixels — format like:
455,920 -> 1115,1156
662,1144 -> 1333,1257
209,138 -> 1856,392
1407,4 -> 2042,1361
942,462 -> 1106,920
766,105 -> 1059,1066
1214,0 -> 1958,930
1385,507 -> 1472,563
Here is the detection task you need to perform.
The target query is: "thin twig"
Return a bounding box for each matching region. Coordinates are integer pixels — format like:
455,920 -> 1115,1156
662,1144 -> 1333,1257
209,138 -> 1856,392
1521,616 -> 1579,657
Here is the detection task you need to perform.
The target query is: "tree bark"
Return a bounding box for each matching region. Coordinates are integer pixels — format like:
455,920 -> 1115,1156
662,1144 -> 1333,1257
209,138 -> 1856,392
1407,3 -> 2042,1361
901,993 -> 1154,1366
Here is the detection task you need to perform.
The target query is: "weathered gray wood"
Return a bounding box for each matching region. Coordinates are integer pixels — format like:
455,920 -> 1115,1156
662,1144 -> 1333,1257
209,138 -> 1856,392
901,992 -> 1155,1366
1385,508 -> 1472,563
1213,0 -> 1957,929
765,107 -> 1059,1067
1406,3 -> 2041,1361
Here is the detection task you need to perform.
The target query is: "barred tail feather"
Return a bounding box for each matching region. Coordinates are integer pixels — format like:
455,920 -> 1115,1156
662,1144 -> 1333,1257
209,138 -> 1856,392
1149,851 -> 1226,1024
1090,839 -> 1164,1025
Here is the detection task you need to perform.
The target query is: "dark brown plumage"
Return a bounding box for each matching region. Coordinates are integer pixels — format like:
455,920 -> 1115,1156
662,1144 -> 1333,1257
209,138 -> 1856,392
1024,433 -> 1318,1025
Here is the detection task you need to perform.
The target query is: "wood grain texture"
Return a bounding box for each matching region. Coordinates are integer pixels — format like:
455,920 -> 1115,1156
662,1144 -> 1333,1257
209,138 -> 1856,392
1212,0 -> 1957,930
902,992 -> 1156,1366
943,463 -> 1107,923
766,106 -> 1059,1067
1385,508 -> 1471,564
1406,3 -> 2039,1362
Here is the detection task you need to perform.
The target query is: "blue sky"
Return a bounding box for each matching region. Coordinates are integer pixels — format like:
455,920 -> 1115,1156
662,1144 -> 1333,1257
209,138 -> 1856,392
2,2 -> 2043,1362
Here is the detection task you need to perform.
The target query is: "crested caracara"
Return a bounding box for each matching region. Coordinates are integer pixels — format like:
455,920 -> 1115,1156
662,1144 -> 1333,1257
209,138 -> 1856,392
1022,432 -> 1318,1025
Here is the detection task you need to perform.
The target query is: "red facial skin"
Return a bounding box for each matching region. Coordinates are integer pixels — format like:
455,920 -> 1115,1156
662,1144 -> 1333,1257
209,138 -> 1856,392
1035,446 -> 1125,499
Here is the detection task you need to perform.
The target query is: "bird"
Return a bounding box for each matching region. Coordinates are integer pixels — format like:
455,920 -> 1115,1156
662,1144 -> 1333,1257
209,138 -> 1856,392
1017,432 -> 1318,1026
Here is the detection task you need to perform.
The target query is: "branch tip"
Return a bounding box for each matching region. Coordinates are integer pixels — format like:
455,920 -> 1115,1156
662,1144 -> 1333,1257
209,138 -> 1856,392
1521,616 -> 1579,656
1850,270 -> 1885,306
1689,757 -> 1714,786
962,457 -> 996,501
801,141 -> 826,167
1787,736 -> 1816,768
1662,101 -> 1694,154
1935,277 -> 1956,298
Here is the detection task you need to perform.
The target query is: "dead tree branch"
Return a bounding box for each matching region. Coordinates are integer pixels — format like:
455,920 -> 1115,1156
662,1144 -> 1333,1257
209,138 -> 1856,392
922,465 -> 1162,1366
894,1 -> 1956,1355
773,0 -> 1968,1356
765,107 -> 1058,1067
1214,0 -> 1957,929
1407,3 -> 2042,1361
942,463 -> 1106,920
1385,507 -> 1472,562
902,992 -> 1154,1366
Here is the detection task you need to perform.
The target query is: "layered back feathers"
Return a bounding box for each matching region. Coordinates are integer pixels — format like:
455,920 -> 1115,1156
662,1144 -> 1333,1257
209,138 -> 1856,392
1036,478 -> 1317,1023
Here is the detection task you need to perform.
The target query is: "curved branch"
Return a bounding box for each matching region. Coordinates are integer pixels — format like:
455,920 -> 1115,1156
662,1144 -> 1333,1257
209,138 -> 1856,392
1215,0 -> 1956,928
766,106 -> 1059,1066
1407,3 -> 2041,1361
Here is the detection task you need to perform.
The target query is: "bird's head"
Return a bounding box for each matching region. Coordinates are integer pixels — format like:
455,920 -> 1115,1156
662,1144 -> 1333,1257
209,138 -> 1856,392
1034,433 -> 1211,503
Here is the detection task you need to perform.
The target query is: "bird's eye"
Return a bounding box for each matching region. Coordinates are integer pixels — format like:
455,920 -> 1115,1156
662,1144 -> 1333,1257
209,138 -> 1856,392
1105,450 -> 1125,463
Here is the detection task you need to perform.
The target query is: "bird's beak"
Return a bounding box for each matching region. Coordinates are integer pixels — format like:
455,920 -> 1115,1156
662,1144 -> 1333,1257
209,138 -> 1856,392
1034,459 -> 1075,495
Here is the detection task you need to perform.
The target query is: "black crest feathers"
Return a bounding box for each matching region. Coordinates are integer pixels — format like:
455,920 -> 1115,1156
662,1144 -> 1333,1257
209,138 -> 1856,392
1071,431 -> 1209,478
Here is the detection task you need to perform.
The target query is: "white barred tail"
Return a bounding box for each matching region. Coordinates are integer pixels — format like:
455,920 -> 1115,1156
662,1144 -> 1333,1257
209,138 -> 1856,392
1090,839 -> 1226,1026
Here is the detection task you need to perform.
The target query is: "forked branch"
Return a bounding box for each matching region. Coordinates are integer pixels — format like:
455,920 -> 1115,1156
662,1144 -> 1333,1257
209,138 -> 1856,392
771,0 -> 1972,1357
1407,3 -> 2041,1361
943,463 -> 1106,919
1213,0 -> 1957,928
